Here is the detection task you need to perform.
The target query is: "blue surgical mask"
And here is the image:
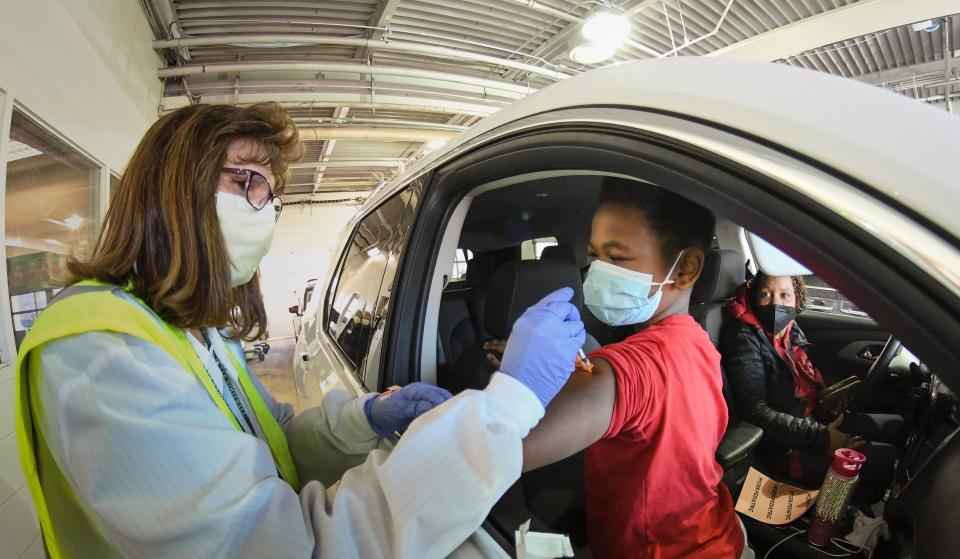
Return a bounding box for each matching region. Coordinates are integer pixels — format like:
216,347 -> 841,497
583,251 -> 684,327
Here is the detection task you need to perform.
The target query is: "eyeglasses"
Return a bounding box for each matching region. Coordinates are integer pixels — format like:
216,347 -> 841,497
221,167 -> 283,221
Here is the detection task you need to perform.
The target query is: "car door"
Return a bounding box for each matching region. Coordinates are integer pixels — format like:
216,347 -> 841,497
294,178 -> 423,409
794,275 -> 889,385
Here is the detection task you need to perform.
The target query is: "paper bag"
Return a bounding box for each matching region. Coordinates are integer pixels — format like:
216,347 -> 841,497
735,467 -> 819,525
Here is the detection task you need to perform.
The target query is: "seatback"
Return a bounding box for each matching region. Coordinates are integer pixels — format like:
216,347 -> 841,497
690,249 -> 745,348
438,260 -> 585,394
539,244 -> 576,264
436,296 -> 476,366
484,260 -> 584,339
462,252 -> 498,339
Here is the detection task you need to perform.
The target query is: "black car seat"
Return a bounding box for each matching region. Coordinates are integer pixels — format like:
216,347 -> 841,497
438,259 -> 599,394
690,249 -> 764,492
436,251 -> 507,367
436,296 -> 476,367
690,249 -> 746,346
461,252 -> 497,340
539,244 -> 576,264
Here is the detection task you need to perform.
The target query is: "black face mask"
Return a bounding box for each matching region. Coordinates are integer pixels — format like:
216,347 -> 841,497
755,304 -> 796,334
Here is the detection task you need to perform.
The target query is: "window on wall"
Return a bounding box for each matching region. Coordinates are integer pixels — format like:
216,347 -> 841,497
5,109 -> 101,348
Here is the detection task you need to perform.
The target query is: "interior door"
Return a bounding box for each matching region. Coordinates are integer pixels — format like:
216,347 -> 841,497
794,276 -> 888,385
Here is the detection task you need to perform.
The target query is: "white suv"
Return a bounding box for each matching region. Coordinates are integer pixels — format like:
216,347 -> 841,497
292,58 -> 960,558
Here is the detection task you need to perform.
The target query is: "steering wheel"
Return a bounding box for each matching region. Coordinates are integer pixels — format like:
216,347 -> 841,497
849,335 -> 901,412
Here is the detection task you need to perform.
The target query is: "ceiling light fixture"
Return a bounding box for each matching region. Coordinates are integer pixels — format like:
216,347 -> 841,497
581,12 -> 631,48
569,11 -> 631,65
569,43 -> 617,65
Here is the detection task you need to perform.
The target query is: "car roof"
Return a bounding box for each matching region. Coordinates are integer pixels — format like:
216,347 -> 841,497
367,57 -> 960,243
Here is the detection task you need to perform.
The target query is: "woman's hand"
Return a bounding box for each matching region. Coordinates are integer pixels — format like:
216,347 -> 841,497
824,413 -> 866,455
364,383 -> 453,437
497,288 -> 586,408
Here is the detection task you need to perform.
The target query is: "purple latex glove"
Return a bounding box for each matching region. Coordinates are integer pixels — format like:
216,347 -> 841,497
364,382 -> 453,437
498,287 -> 586,408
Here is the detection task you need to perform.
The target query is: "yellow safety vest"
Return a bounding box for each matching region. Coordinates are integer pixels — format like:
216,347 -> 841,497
15,280 -> 301,559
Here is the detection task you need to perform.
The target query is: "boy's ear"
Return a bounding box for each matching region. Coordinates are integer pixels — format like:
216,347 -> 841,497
673,248 -> 704,291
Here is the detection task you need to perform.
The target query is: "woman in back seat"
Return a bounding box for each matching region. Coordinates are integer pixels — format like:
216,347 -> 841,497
521,178 -> 747,559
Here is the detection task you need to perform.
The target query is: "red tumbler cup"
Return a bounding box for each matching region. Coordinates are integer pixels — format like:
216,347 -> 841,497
807,448 -> 867,546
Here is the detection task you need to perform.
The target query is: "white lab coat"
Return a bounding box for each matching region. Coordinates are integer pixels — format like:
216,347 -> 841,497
33,313 -> 542,558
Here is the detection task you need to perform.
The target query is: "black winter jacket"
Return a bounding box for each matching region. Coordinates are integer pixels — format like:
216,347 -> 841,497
721,321 -> 828,457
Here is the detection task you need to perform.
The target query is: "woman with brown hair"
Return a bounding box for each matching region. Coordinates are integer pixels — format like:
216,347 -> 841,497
15,103 -> 586,558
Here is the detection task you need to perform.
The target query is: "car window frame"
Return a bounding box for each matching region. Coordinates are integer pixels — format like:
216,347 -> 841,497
322,179 -> 424,386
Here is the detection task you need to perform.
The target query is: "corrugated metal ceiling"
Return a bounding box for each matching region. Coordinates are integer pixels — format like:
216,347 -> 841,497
141,0 -> 960,199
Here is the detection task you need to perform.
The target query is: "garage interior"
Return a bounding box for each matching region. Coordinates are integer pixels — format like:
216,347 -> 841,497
0,1 -> 958,558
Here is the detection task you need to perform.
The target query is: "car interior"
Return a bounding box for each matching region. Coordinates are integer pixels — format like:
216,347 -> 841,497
418,173 -> 956,558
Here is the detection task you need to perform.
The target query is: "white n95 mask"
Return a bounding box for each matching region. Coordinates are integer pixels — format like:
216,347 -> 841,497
216,191 -> 276,287
582,251 -> 683,327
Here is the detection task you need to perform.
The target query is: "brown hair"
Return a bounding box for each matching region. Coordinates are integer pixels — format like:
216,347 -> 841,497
749,271 -> 807,313
68,103 -> 301,340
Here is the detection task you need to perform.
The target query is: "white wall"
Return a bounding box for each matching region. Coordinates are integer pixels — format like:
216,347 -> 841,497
260,204 -> 360,340
0,2 -> 161,557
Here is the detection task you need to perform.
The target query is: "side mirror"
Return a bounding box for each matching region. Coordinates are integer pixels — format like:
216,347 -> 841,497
288,305 -> 300,315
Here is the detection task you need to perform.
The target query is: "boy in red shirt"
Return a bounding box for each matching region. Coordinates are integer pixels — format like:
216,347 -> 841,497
522,179 -> 746,558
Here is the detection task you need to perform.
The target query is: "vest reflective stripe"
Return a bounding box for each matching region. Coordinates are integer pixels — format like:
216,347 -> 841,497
15,280 -> 301,558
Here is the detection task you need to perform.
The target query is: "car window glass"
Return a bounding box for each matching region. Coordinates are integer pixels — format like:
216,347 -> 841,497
521,237 -> 558,260
450,249 -> 473,282
803,275 -> 870,319
327,184 -> 419,370
360,181 -> 424,389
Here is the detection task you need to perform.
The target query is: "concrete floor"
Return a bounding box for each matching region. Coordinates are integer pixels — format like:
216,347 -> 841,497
249,337 -> 301,414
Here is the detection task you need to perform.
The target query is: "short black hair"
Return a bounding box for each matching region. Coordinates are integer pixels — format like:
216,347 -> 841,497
598,177 -> 715,261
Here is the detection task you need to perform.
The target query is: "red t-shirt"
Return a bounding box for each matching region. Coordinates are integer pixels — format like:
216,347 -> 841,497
585,314 -> 743,558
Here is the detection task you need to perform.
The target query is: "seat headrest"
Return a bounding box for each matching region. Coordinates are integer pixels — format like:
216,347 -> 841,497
691,249 -> 745,304
540,245 -> 575,264
464,253 -> 496,286
484,260 -> 584,339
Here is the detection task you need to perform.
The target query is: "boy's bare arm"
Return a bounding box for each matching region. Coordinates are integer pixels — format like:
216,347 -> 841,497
522,357 -> 617,472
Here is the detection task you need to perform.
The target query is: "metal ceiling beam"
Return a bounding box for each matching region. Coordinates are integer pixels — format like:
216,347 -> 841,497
944,15 -> 955,114
160,92 -> 502,116
143,0 -> 188,61
622,0 -> 662,18
167,78 -> 518,107
356,0 -> 403,60
508,0 -> 580,23
312,106 -> 348,195
293,160 -> 404,169
152,35 -> 571,81
157,61 -> 536,96
298,117 -> 468,132
298,126 -> 458,143
709,0 -> 960,61
856,51 -> 960,86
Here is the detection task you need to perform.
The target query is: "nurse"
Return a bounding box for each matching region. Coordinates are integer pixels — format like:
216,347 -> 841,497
16,103 -> 585,558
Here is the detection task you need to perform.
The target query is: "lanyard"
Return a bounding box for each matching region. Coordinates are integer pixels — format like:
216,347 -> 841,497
199,330 -> 258,435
